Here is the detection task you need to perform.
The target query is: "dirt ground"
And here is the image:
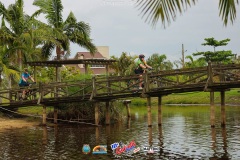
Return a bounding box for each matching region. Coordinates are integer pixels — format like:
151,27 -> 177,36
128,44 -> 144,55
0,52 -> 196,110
0,118 -> 40,131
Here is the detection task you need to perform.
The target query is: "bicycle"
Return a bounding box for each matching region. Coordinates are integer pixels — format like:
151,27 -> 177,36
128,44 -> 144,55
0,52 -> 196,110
18,82 -> 37,100
127,68 -> 154,91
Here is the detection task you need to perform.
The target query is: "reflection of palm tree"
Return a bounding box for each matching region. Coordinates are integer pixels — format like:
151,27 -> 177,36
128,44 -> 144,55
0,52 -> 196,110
136,0 -> 239,27
33,0 -> 96,60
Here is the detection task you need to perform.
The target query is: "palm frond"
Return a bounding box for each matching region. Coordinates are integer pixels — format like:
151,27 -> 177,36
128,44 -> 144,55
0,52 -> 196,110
135,0 -> 197,27
219,0 -> 239,25
33,0 -> 63,27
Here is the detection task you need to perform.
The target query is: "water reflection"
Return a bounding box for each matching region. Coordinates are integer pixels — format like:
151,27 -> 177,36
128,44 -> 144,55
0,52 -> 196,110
221,127 -> 229,159
148,127 -> 153,146
95,127 -> 100,144
0,105 -> 240,159
42,126 -> 47,145
127,117 -> 131,129
211,128 -> 217,158
158,126 -> 164,157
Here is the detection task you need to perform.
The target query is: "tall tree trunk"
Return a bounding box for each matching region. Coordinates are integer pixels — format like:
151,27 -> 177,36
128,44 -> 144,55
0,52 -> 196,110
0,72 -> 2,103
17,50 -> 23,71
56,46 -> 61,82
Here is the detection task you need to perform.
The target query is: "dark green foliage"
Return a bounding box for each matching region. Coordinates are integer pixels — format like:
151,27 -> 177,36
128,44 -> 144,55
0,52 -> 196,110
201,37 -> 230,48
193,50 -> 234,63
147,53 -> 173,71
110,52 -> 136,76
193,37 -> 235,64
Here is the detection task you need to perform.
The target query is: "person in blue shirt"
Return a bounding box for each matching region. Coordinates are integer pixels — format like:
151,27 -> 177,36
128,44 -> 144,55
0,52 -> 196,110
134,54 -> 152,89
19,68 -> 35,99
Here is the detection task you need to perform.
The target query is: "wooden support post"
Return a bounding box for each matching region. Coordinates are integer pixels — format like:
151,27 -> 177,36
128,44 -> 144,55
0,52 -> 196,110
94,102 -> 99,125
221,91 -> 226,127
144,72 -> 150,92
42,105 -> 47,125
210,91 -> 215,127
54,107 -> 58,124
90,76 -> 96,100
106,64 -> 109,76
56,67 -> 61,83
105,101 -> 110,125
54,64 -> 60,124
158,96 -> 162,126
85,64 -> 88,74
123,100 -> 131,118
106,65 -> 111,94
34,65 -> 36,82
147,97 -> 152,127
208,61 -> 213,83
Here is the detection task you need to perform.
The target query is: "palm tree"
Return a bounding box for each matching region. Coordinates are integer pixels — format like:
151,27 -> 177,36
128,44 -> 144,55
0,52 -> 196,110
33,0 -> 97,60
185,55 -> 206,68
0,0 -> 54,70
0,44 -> 20,88
147,53 -> 173,71
110,52 -> 135,76
136,0 -> 239,27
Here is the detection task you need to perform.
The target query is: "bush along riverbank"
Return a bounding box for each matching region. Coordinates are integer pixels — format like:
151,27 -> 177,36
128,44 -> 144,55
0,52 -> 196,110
130,89 -> 240,106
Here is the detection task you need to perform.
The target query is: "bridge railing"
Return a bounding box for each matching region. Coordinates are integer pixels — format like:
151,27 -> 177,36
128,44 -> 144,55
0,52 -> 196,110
211,63 -> 240,82
38,80 -> 93,104
146,62 -> 240,94
91,74 -> 143,99
146,66 -> 208,92
0,84 -> 40,106
1,63 -> 240,106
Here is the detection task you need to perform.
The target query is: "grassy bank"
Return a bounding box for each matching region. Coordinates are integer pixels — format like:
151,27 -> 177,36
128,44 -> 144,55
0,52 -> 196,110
131,88 -> 240,106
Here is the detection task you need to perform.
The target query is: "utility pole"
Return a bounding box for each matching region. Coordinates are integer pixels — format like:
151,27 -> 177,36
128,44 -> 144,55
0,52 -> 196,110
182,44 -> 185,68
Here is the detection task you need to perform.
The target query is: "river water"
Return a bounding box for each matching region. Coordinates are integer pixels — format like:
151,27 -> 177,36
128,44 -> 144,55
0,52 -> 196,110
0,105 -> 240,160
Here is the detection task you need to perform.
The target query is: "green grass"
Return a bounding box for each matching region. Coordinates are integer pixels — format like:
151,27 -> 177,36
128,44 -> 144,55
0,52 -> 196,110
130,88 -> 240,106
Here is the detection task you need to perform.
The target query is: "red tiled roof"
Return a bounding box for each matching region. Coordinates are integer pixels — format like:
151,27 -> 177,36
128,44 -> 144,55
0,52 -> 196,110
75,52 -> 106,59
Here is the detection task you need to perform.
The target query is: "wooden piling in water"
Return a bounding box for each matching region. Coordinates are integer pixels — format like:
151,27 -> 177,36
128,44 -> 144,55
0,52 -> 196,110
105,101 -> 110,125
158,96 -> 162,126
54,107 -> 58,124
123,100 -> 131,118
210,91 -> 215,127
147,97 -> 152,127
221,91 -> 226,127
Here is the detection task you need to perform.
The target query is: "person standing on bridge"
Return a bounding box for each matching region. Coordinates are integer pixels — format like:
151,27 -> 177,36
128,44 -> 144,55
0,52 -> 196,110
134,54 -> 152,89
19,68 -> 35,99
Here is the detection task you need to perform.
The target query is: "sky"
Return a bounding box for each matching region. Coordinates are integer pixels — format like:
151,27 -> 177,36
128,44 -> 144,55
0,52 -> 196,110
1,0 -> 240,62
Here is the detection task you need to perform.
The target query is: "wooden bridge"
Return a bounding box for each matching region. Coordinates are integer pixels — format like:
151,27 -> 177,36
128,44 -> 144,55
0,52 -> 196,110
0,62 -> 240,127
